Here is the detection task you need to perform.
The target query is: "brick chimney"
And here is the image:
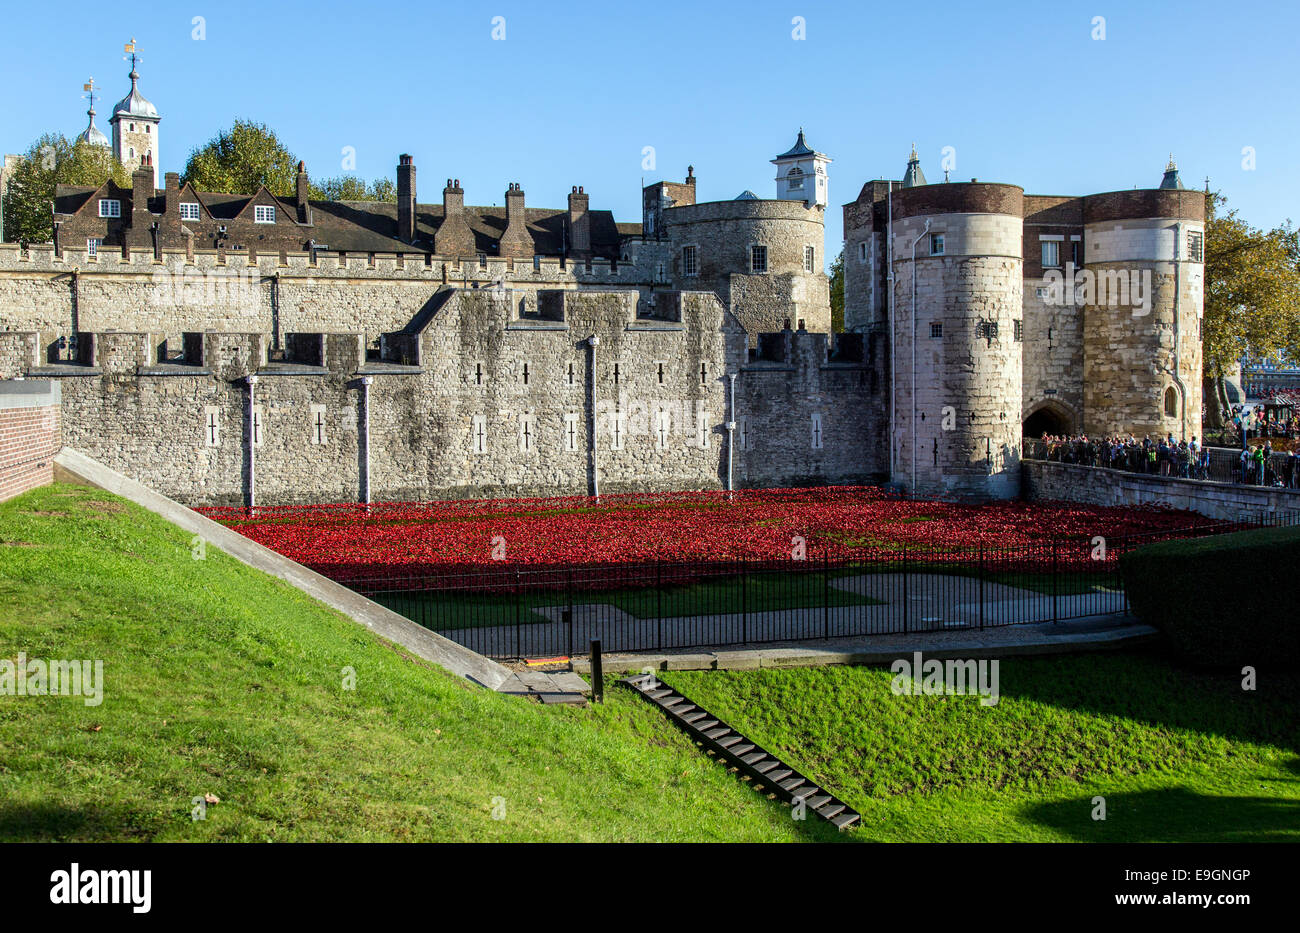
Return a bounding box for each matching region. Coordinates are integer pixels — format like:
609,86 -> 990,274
125,160 -> 155,253
567,185 -> 590,257
498,182 -> 531,259
434,178 -> 475,257
295,161 -> 311,224
396,154 -> 416,243
162,171 -> 181,238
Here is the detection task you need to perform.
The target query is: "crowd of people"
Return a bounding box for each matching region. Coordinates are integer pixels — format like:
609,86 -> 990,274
1034,433 -> 1211,478
1032,431 -> 1300,488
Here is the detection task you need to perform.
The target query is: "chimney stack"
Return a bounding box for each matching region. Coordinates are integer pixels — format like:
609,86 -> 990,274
434,178 -> 475,257
498,182 -> 531,259
396,154 -> 416,243
295,161 -> 311,224
125,163 -> 155,253
163,171 -> 181,238
567,185 -> 591,257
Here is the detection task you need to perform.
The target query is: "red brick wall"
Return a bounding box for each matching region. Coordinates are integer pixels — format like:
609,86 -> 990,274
0,384 -> 62,503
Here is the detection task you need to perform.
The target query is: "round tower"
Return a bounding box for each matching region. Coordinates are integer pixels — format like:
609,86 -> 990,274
1081,173 -> 1205,442
889,182 -> 1024,499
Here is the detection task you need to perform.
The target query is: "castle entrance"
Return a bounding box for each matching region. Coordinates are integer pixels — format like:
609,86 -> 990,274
1022,403 -> 1073,439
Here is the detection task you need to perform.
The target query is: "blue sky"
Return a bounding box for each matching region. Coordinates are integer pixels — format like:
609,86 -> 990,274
5,0 -> 1296,259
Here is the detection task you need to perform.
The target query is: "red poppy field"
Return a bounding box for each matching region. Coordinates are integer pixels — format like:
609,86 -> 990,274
198,486 -> 1210,583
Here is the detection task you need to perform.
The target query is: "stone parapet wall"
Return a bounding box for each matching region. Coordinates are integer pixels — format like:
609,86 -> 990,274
1021,458 -> 1300,520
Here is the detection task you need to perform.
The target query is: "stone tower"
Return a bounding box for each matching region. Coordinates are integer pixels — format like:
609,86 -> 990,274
1081,172 -> 1206,442
108,39 -> 160,187
772,129 -> 830,208
889,182 -> 1025,499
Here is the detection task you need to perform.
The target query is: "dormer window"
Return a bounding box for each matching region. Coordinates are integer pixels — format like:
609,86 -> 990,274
254,205 -> 276,224
98,199 -> 121,218
180,202 -> 200,221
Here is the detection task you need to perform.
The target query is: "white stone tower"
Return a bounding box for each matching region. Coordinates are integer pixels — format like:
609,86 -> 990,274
772,129 -> 830,207
108,38 -> 160,186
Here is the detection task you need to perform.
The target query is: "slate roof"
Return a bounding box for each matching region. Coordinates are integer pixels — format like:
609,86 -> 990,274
775,129 -> 816,160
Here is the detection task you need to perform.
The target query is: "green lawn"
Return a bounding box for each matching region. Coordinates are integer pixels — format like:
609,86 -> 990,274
0,483 -> 839,842
663,655 -> 1300,842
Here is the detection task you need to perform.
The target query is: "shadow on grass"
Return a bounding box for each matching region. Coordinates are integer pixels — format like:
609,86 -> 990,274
0,802 -> 163,842
993,643 -> 1300,756
1024,781 -> 1300,842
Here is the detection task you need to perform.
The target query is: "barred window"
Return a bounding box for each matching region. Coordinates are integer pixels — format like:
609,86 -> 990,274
804,245 -> 815,272
682,245 -> 697,276
751,245 -> 768,274
1014,319 -> 1023,341
976,321 -> 1000,340
930,322 -> 943,338
1187,230 -> 1204,262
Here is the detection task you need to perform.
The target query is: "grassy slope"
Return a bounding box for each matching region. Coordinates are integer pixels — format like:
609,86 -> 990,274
0,483 -> 838,842
665,655 -> 1300,842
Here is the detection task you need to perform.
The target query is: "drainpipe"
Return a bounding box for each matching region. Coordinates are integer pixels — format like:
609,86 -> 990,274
588,335 -> 600,498
359,375 -> 372,505
246,373 -> 258,512
887,182 -> 895,482
910,219 -> 932,498
1172,220 -> 1186,438
726,371 -> 738,495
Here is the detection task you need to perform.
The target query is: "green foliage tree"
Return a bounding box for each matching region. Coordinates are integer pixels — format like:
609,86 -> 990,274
181,120 -> 300,197
1202,192 -> 1300,427
2,133 -> 128,244
828,249 -> 844,332
309,175 -> 396,202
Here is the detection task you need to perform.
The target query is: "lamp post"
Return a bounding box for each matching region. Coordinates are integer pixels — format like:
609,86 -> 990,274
726,371 -> 738,496
359,375 -> 373,506
588,335 -> 600,499
246,373 -> 258,513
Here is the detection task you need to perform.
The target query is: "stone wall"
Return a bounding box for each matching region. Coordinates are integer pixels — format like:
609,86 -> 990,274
0,380 -> 61,502
1022,458 -> 1300,521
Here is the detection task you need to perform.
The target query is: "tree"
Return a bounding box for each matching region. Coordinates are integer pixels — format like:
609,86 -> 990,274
310,175 -> 396,202
1201,192 -> 1300,427
2,133 -> 128,244
182,120 -> 300,196
828,249 -> 844,332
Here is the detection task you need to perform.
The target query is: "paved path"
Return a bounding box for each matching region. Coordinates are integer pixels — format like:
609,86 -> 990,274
433,572 -> 1129,660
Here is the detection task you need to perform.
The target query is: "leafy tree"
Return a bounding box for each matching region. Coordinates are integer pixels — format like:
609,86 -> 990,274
828,248 -> 844,332
310,175 -> 396,202
1202,192 -> 1300,427
2,133 -> 128,244
181,120 -> 300,197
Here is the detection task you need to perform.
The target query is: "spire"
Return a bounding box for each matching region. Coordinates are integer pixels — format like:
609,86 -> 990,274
901,143 -> 927,188
1159,154 -> 1184,190
78,77 -> 110,148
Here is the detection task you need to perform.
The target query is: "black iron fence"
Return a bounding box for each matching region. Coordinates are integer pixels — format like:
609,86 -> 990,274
1024,438 -> 1300,488
339,513 -> 1298,660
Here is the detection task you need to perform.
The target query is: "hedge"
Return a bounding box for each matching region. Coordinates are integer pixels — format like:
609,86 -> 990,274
1120,523 -> 1300,668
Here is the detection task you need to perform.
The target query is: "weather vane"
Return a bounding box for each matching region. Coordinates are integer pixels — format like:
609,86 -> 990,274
124,37 -> 141,72
81,76 -> 99,110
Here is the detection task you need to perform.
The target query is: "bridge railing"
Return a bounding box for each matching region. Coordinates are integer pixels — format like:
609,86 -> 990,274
1023,438 -> 1300,488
